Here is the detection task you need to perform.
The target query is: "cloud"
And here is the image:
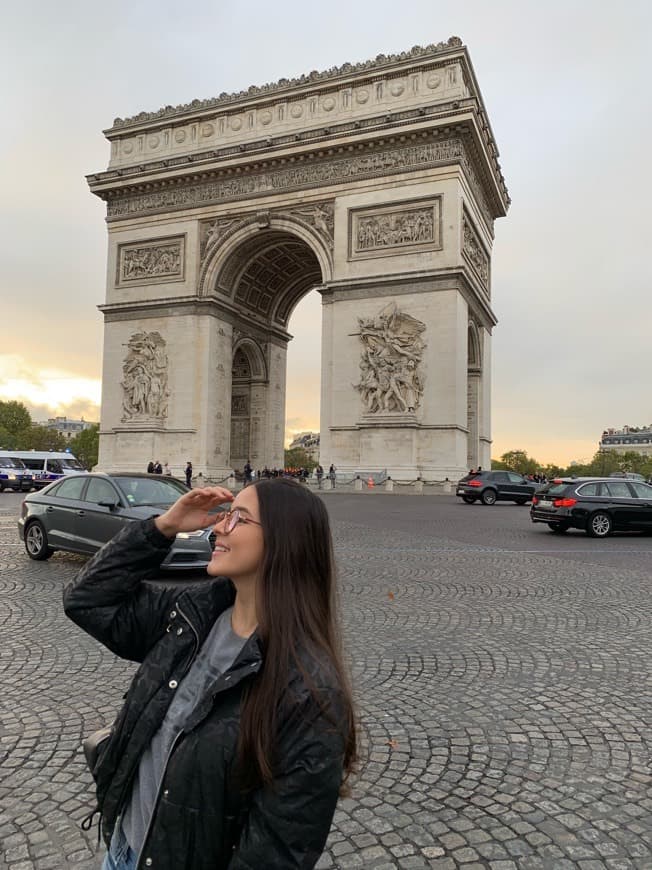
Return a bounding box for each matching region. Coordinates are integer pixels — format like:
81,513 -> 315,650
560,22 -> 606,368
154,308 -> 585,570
0,354 -> 101,422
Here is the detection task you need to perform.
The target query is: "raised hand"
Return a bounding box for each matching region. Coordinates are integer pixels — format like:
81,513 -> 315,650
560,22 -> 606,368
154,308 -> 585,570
154,486 -> 234,538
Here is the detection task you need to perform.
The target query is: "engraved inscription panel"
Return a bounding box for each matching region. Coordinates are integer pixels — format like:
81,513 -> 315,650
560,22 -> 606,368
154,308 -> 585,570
117,236 -> 185,285
349,197 -> 442,260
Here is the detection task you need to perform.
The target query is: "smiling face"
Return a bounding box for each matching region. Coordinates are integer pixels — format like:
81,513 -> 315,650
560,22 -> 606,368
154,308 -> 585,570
207,484 -> 265,582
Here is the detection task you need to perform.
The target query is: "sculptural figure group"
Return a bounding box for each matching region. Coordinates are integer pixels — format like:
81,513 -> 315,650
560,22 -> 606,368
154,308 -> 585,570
121,331 -> 169,420
354,303 -> 426,414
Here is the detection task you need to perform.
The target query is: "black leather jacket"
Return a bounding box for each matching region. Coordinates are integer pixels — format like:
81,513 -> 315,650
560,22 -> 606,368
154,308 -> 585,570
63,518 -> 346,869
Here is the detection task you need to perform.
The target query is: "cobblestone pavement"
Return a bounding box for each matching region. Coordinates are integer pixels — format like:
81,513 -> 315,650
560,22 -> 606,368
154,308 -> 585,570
1,491 -> 651,869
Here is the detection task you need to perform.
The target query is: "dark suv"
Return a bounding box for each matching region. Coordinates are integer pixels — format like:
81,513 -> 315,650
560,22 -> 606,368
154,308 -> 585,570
530,477 -> 652,537
456,471 -> 536,506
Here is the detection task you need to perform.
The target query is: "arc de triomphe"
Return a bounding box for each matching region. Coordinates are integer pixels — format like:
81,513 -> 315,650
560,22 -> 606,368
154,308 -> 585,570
88,37 -> 509,480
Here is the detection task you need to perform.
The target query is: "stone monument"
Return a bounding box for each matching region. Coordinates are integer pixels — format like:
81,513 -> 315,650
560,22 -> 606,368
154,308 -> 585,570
88,37 -> 509,479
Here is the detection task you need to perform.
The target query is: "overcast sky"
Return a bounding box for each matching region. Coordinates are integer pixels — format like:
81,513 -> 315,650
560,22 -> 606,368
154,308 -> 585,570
1,0 -> 651,464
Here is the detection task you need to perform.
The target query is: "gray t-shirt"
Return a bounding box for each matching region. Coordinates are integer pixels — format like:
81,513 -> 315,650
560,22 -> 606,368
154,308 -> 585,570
121,606 -> 247,854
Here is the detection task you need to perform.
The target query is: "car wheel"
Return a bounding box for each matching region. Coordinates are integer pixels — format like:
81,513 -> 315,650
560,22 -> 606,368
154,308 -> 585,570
587,511 -> 612,538
462,496 -> 476,504
24,521 -> 54,560
481,489 -> 497,506
515,498 -> 528,505
548,522 -> 570,534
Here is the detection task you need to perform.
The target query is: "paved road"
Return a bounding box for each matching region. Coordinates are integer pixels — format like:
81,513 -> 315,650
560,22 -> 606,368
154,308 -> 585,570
1,490 -> 651,869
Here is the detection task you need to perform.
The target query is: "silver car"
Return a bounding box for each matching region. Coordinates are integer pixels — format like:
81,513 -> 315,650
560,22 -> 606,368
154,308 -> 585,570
18,472 -> 220,569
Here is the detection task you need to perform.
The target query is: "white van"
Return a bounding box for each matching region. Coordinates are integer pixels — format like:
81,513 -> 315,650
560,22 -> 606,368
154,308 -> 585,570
0,450 -> 86,489
0,456 -> 34,492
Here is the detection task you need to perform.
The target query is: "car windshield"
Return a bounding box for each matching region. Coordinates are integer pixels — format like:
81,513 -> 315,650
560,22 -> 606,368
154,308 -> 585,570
60,458 -> 84,469
0,457 -> 26,469
112,476 -> 188,506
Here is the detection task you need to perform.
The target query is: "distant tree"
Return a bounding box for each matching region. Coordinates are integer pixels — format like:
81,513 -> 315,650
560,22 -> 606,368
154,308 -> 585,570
24,425 -> 67,451
500,449 -> 538,475
0,400 -> 31,447
283,447 -> 317,472
68,424 -> 100,469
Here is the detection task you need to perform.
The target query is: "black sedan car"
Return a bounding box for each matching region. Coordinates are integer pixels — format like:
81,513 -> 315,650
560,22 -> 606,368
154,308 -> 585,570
456,470 -> 536,505
18,472 -> 221,568
530,477 -> 652,537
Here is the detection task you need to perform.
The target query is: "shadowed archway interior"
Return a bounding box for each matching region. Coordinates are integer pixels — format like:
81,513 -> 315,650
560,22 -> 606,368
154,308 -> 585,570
216,230 -> 323,327
220,230 -> 324,471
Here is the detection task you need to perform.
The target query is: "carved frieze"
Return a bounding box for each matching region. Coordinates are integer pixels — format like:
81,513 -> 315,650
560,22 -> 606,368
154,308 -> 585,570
108,138 -> 466,220
353,302 -> 426,415
349,197 -> 441,260
121,331 -> 169,422
117,236 -> 185,285
462,212 -> 489,289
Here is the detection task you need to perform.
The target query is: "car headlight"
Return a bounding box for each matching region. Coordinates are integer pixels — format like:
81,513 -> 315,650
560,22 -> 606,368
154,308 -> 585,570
177,529 -> 209,539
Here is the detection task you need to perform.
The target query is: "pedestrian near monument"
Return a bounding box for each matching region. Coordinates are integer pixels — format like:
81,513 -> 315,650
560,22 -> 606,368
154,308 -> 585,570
146,461 -> 154,474
185,461 -> 193,488
163,463 -> 172,476
63,478 -> 356,870
328,464 -> 336,488
315,464 -> 324,488
153,461 -> 163,475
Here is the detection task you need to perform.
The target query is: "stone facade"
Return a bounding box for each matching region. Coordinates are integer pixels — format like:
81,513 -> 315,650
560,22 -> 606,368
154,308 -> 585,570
89,39 -> 509,480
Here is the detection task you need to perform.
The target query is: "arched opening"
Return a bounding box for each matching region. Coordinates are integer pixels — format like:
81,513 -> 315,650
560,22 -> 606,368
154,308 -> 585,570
285,289 -> 322,460
208,226 -> 325,473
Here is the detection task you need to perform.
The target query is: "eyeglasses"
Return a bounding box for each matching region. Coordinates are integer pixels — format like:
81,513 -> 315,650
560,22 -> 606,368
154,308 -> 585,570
219,508 -> 262,535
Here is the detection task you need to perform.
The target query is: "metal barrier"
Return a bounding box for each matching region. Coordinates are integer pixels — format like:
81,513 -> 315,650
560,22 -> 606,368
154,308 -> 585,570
195,474 -> 457,494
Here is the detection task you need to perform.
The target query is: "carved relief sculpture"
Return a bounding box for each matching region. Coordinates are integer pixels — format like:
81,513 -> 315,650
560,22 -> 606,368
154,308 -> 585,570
353,302 -> 426,414
200,200 -> 334,264
121,331 -> 169,421
118,237 -> 184,283
231,394 -> 249,415
462,215 -> 489,288
108,140 -> 471,220
360,207 -> 431,249
350,197 -> 442,259
200,217 -> 242,261
292,201 -> 334,250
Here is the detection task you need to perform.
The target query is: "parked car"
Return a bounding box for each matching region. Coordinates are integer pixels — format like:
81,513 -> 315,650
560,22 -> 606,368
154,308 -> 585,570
456,470 -> 536,505
530,477 -> 652,537
0,456 -> 34,492
18,472 -> 224,568
608,471 -> 646,482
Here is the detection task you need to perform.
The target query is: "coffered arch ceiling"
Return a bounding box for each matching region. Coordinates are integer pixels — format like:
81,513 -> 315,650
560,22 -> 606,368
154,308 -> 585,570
214,230 -> 323,327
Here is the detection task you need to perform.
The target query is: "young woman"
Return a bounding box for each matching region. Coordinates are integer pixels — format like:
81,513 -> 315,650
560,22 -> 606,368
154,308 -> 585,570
63,478 -> 357,870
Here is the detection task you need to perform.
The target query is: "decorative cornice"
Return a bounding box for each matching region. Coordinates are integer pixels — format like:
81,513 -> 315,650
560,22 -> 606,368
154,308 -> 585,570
110,38 -> 463,130
89,99 -> 477,185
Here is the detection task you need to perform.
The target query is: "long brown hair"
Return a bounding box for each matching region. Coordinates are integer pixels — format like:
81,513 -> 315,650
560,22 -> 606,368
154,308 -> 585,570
236,478 -> 357,792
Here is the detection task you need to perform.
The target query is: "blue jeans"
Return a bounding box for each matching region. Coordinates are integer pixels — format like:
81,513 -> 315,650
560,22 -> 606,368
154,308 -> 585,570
101,826 -> 137,870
